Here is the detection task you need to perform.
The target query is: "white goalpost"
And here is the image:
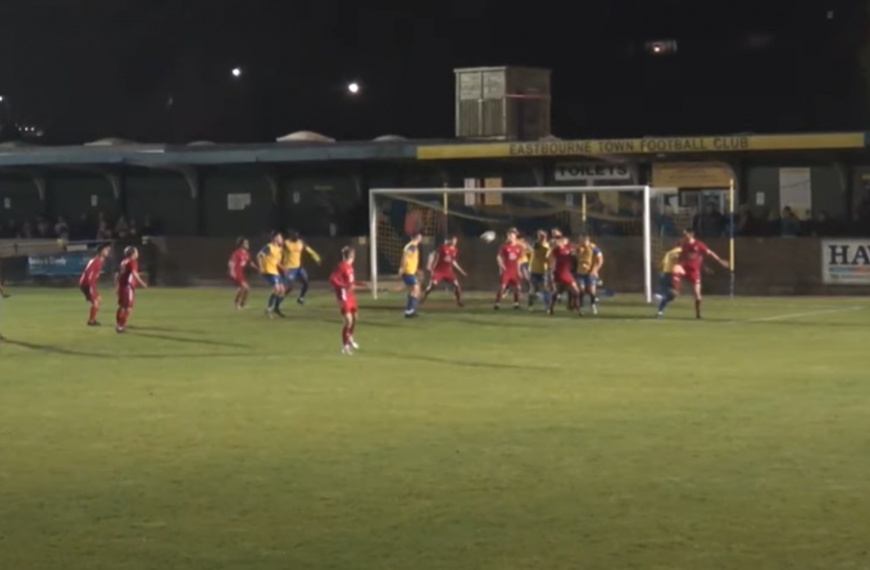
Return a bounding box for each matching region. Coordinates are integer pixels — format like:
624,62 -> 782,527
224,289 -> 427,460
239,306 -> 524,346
369,185 -> 658,303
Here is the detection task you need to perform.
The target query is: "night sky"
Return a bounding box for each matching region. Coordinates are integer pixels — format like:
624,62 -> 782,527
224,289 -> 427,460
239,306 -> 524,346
0,0 -> 866,144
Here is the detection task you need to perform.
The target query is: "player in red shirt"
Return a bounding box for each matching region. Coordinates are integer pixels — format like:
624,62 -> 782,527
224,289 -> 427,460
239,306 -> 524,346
115,246 -> 148,333
494,230 -> 524,309
547,236 -> 581,315
330,246 -> 368,355
228,237 -> 258,309
661,229 -> 728,319
421,236 -> 467,307
79,244 -> 111,326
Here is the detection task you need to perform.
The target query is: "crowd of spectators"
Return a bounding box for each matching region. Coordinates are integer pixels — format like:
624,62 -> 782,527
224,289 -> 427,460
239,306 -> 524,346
0,212 -> 162,241
690,201 -> 864,238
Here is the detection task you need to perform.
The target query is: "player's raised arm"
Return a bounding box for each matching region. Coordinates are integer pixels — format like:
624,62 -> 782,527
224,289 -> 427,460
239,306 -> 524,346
303,243 -> 322,265
704,245 -> 729,269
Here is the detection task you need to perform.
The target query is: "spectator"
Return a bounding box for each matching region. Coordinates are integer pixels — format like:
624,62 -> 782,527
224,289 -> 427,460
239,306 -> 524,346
36,216 -> 52,237
141,215 -> 156,236
114,215 -> 128,236
735,205 -> 759,236
781,206 -> 800,237
97,220 -> 112,240
656,205 -> 678,237
693,201 -> 727,238
54,216 -> 70,240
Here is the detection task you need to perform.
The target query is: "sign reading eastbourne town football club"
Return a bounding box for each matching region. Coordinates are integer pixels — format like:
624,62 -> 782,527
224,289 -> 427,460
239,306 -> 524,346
821,240 -> 870,285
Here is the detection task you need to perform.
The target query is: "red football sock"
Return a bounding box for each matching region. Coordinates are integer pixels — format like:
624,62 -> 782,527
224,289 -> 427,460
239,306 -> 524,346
454,287 -> 462,304
513,290 -> 520,303
121,310 -> 130,327
116,308 -> 123,327
495,290 -> 503,303
342,325 -> 350,345
349,322 -> 356,336
89,306 -> 99,322
695,299 -> 702,317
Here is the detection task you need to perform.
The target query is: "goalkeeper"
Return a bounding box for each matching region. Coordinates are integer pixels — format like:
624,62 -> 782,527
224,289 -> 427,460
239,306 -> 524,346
281,231 -> 322,305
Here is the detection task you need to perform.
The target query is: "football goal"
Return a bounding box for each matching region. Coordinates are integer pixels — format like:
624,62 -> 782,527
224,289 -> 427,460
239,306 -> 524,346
368,185 -> 685,303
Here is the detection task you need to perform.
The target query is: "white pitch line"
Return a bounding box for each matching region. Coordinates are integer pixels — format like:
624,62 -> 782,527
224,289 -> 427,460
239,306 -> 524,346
727,306 -> 864,324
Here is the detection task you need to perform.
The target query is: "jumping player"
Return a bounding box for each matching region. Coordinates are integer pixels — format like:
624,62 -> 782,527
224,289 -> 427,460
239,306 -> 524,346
494,229 -> 523,309
575,235 -> 604,315
421,236 -> 467,306
79,243 -> 111,325
115,246 -> 147,333
330,246 -> 368,355
655,245 -> 685,318
547,236 -> 581,315
676,228 -> 728,319
281,231 -> 321,305
228,237 -> 258,309
527,229 -> 551,310
257,232 -> 286,318
399,232 -> 423,318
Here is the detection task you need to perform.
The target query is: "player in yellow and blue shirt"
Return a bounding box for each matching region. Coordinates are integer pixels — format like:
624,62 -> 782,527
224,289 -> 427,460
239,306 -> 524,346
281,230 -> 321,305
516,232 -> 532,283
257,231 -> 285,317
656,246 -> 684,318
527,229 -> 551,310
575,234 -> 603,315
399,232 -> 423,317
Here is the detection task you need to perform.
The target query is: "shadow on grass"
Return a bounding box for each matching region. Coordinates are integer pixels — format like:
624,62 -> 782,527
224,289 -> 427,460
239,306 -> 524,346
450,316 -> 553,329
130,332 -> 250,348
127,325 -> 207,334
2,338 -> 252,359
311,317 -> 402,329
378,350 -> 554,371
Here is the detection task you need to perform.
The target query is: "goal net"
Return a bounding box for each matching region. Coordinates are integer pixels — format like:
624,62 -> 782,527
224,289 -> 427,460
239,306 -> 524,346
369,185 -> 683,303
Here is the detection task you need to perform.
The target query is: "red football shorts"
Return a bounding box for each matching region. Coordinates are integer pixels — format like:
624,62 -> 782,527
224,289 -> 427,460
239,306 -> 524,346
335,288 -> 358,314
118,287 -> 135,309
682,271 -> 701,285
230,274 -> 248,287
554,273 -> 575,288
431,271 -> 457,285
500,274 -> 521,289
80,284 -> 98,303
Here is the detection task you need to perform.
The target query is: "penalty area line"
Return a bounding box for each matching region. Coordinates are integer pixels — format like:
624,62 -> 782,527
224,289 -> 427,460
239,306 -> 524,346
725,306 -> 864,324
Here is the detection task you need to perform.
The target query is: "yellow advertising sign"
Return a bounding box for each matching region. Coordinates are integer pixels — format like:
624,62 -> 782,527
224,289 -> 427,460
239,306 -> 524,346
416,132 -> 866,160
652,162 -> 735,188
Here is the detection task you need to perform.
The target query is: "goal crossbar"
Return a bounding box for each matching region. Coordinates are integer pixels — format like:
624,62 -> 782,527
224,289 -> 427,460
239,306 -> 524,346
368,185 -> 655,302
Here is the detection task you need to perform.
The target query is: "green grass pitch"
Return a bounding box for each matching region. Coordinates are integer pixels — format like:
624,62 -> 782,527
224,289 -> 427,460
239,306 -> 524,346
1,287 -> 869,569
